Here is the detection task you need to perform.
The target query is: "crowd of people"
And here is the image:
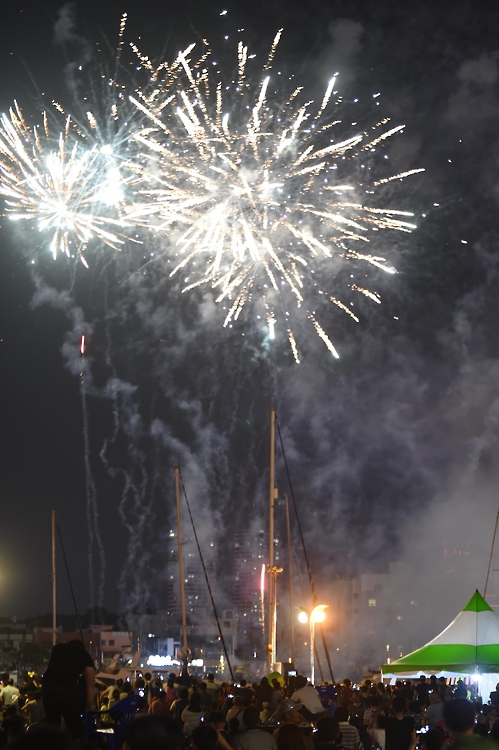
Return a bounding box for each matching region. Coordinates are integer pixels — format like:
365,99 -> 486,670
1,647 -> 499,750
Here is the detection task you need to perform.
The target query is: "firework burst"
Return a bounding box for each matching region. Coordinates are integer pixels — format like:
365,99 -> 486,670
130,33 -> 424,360
0,23 -> 424,360
0,101 -> 142,266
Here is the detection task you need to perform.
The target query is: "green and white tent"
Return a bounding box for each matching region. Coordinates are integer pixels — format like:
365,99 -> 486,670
382,591 -> 499,696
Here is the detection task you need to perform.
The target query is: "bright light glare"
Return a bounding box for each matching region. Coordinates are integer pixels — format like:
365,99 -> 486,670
298,611 -> 308,624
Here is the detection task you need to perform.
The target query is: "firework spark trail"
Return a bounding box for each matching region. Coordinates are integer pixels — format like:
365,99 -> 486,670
131,35 -> 423,359
81,379 -> 107,608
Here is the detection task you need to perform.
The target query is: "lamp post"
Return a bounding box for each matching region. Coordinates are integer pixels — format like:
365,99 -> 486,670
298,605 -> 328,685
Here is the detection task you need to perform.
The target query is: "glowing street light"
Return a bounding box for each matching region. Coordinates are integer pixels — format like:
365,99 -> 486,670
298,605 -> 328,685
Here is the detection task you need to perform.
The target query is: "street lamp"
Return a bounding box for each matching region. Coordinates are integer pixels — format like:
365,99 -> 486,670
298,605 -> 328,686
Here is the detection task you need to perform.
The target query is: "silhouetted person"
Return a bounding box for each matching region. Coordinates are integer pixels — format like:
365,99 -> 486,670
42,640 -> 95,739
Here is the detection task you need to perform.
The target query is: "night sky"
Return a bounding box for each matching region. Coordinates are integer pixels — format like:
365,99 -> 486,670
1,0 -> 499,643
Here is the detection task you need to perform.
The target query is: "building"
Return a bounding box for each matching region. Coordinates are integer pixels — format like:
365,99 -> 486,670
34,627 -> 132,664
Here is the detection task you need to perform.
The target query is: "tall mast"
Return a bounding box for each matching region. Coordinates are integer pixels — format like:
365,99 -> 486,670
267,407 -> 277,673
51,507 -> 56,647
284,493 -> 295,665
174,467 -> 188,649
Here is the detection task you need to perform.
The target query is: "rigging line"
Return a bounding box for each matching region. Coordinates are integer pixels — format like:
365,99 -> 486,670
293,549 -> 308,606
180,472 -> 235,682
56,522 -> 84,643
485,509 -> 499,597
276,418 -> 335,683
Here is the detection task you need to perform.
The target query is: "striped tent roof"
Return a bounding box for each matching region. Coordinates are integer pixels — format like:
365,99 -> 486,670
382,591 -> 499,675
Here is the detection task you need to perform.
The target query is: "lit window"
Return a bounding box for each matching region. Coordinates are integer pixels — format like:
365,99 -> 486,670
368,599 -> 376,607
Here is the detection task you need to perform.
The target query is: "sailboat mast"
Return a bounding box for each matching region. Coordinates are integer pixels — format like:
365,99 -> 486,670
51,507 -> 56,647
268,407 -> 277,673
285,493 -> 295,665
174,467 -> 188,649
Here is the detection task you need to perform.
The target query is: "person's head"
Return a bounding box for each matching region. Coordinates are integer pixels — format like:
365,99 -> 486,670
473,723 -> 489,737
275,723 -> 307,750
429,675 -> 437,683
273,679 -> 281,690
144,673 -> 152,682
1,674 -> 9,686
294,676 -> 307,690
112,689 -> 120,700
422,728 -> 445,750
188,693 -> 201,712
209,712 -> 225,731
122,682 -> 132,695
444,698 -> 475,737
260,677 -> 269,687
333,706 -> 348,723
32,690 -> 42,702
240,680 -> 247,687
242,707 -> 259,729
179,688 -> 189,701
315,717 -> 340,746
207,674 -> 214,682
9,726 -> 77,750
343,679 -> 351,688
352,691 -> 361,704
228,718 -> 240,734
429,691 -> 440,704
491,720 -> 499,741
3,716 -> 25,740
123,715 -> 183,750
191,725 -> 218,750
376,683 -> 385,694
284,709 -> 305,726
101,696 -> 109,706
392,696 -> 407,715
117,679 -> 124,689
233,696 -> 243,707
199,682 -> 207,693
